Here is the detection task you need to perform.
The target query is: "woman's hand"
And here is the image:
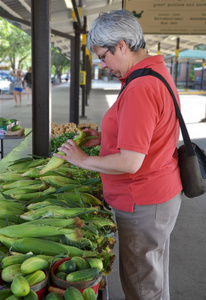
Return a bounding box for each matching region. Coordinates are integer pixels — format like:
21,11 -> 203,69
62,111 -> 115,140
53,139 -> 88,168
82,128 -> 101,147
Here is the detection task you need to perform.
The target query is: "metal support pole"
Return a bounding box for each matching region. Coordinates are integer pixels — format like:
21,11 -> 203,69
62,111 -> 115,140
170,58 -> 173,75
69,23 -> 80,124
80,18 -> 87,118
157,42 -> 160,55
185,59 -> 189,90
31,0 -> 51,157
174,37 -> 179,86
201,59 -> 205,90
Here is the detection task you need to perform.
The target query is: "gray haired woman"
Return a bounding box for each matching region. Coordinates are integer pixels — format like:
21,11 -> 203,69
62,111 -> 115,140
54,9 -> 182,300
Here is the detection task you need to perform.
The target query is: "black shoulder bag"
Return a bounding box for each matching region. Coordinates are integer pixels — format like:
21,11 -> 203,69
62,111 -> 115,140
119,68 -> 206,198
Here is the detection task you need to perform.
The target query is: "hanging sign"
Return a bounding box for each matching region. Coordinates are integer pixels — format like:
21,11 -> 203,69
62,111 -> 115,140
123,0 -> 206,34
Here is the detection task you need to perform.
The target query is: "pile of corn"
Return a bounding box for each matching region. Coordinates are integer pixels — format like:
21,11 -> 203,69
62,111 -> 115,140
0,153 -> 117,279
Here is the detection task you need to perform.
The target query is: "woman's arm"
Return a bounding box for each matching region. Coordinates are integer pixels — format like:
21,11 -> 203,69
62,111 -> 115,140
53,139 -> 145,174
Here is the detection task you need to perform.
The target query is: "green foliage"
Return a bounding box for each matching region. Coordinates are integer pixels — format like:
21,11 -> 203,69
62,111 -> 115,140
0,17 -> 31,69
51,46 -> 70,80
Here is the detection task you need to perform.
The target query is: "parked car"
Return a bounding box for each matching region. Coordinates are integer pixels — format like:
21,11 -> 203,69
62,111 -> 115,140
61,73 -> 69,82
0,71 -> 14,82
0,76 -> 12,94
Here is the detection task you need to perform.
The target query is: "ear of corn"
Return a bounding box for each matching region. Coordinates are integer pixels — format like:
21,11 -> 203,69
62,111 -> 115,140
2,180 -> 43,190
0,235 -> 70,256
0,223 -> 84,241
27,158 -> 49,168
39,129 -> 87,175
40,175 -> 75,187
57,191 -> 102,206
0,172 -> 26,182
39,152 -> 66,175
25,216 -> 84,228
20,206 -> 99,221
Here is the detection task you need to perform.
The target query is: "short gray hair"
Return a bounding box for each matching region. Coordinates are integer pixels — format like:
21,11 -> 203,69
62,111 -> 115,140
87,9 -> 145,53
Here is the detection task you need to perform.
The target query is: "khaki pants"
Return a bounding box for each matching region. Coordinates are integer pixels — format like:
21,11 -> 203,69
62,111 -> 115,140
113,192 -> 182,300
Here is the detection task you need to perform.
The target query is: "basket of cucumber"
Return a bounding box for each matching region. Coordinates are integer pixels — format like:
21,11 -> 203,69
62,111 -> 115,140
50,257 -> 103,295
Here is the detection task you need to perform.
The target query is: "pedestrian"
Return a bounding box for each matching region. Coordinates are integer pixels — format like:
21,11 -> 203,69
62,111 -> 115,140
54,9 -> 183,300
10,69 -> 24,107
24,66 -> 32,105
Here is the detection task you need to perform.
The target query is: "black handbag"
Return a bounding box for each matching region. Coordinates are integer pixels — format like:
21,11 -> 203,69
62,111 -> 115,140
120,68 -> 206,198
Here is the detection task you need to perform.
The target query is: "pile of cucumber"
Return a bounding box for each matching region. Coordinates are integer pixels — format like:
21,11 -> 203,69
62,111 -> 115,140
46,286 -> 96,300
0,255 -> 49,299
55,257 -> 102,282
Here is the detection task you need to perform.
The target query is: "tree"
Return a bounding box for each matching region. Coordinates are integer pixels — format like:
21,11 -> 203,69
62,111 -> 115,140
51,46 -> 70,81
0,17 -> 31,70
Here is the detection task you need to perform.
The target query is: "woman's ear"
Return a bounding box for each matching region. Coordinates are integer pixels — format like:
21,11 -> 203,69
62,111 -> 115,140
116,40 -> 128,54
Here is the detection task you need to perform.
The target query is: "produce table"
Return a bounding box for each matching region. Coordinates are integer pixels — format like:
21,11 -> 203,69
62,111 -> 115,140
0,128 -> 32,159
0,132 -> 110,300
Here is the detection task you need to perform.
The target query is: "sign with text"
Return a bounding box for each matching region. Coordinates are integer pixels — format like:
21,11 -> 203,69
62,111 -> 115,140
123,0 -> 206,34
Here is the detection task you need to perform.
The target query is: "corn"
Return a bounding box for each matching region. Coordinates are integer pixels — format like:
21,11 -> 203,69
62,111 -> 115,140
0,223 -> 84,241
8,160 -> 33,171
0,172 -> 25,182
57,191 -> 102,206
27,158 -> 49,168
39,152 -> 66,175
0,235 -> 70,256
40,175 -> 75,187
39,129 -> 86,175
0,200 -> 23,211
26,216 -> 84,228
0,235 -> 98,257
2,179 -> 43,190
21,167 -> 41,178
20,206 -> 99,221
14,191 -> 46,201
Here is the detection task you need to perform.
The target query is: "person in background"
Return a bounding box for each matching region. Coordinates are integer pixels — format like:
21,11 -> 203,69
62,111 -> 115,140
10,69 -> 24,107
54,9 -> 183,300
24,66 -> 32,105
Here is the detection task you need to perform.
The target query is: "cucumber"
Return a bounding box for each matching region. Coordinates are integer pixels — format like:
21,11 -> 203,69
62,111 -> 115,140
1,254 -> 33,268
23,290 -> 38,300
56,271 -> 67,280
82,287 -> 96,300
5,295 -> 22,300
70,257 -> 90,271
1,264 -> 23,282
11,274 -> 30,297
11,125 -> 21,131
21,256 -> 48,274
64,287 -> 84,300
86,258 -> 103,272
66,267 -> 99,282
0,289 -> 13,300
57,259 -> 76,273
45,292 -> 64,300
24,270 -> 46,286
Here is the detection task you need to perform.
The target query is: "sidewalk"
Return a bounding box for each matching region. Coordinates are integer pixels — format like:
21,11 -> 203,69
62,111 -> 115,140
1,82 -> 206,299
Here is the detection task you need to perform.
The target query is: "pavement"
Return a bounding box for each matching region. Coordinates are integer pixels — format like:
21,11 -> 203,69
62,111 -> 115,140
1,81 -> 206,299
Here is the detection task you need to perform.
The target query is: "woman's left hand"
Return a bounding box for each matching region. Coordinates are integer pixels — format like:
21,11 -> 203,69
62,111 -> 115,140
53,139 -> 88,167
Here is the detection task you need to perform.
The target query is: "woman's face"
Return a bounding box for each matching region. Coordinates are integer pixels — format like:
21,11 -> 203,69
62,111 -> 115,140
95,46 -> 122,78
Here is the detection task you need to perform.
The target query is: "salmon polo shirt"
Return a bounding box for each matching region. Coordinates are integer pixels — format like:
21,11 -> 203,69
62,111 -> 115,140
100,55 -> 182,212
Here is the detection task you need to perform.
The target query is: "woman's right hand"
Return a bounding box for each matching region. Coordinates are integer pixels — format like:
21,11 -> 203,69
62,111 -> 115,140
82,128 -> 101,147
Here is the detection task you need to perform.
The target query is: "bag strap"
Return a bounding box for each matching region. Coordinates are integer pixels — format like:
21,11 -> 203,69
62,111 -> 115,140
119,68 -> 195,156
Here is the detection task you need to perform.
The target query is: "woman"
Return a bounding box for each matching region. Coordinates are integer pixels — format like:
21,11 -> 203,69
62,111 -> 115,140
10,69 -> 24,107
54,9 -> 182,300
24,66 -> 32,105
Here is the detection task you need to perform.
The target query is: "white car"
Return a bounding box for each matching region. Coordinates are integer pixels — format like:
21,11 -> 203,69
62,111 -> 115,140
0,76 -> 11,93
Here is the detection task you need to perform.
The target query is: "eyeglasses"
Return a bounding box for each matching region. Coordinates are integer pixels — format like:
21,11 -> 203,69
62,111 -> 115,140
98,49 -> 110,62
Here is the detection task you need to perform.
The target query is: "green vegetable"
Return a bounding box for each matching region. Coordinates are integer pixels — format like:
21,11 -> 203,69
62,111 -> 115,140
66,267 -> 99,282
